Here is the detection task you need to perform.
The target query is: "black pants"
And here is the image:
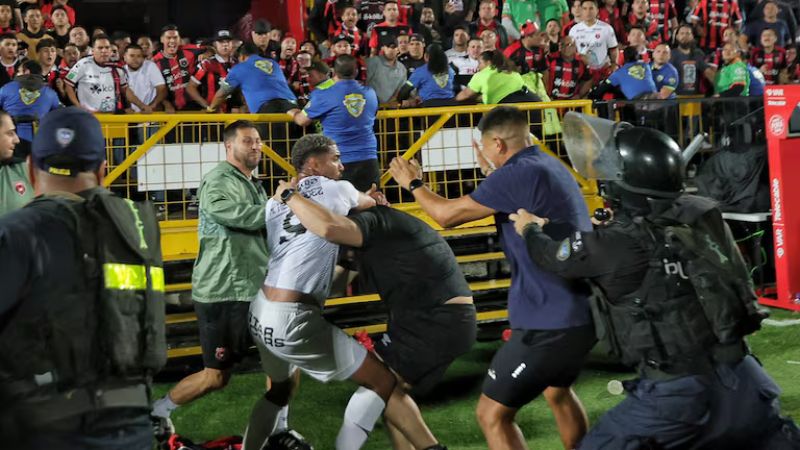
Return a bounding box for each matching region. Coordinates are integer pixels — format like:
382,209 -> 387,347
342,158 -> 380,192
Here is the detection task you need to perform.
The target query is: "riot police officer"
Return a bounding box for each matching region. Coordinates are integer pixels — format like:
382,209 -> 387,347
0,107 -> 166,450
509,112 -> 800,450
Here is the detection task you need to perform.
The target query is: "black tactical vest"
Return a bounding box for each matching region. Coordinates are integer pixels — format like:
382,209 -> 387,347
590,195 -> 766,373
0,189 -> 166,413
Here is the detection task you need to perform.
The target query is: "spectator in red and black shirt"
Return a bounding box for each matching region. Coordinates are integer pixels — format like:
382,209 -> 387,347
470,0 -> 509,49
252,19 -> 280,60
36,38 -> 58,89
626,0 -> 660,45
288,50 -> 315,106
690,0 -> 743,53
369,1 -> 411,56
504,21 -> 548,74
0,2 -> 18,35
187,30 -> 236,111
300,40 -> 321,59
278,35 -> 300,79
599,0 -> 625,41
647,0 -> 678,44
544,19 -> 562,53
331,6 -> 367,56
617,26 -> 653,65
42,0 -> 75,29
750,28 -> 786,85
56,42 -> 79,100
153,24 -> 203,112
48,5 -> 70,49
0,33 -> 18,88
399,33 -> 426,76
326,33 -> 368,83
544,36 -> 592,99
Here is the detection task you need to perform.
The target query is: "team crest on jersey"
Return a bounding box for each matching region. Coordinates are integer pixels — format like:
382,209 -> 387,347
627,64 -> 646,80
343,93 -> 366,117
255,59 -> 274,75
433,72 -> 449,88
556,238 -> 572,261
18,88 -> 40,105
14,181 -> 25,196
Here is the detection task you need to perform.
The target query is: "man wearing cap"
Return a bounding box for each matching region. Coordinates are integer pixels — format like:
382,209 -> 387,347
0,109 -> 30,216
186,30 -> 236,112
399,33 -> 426,76
252,19 -> 280,60
470,0 -> 509,49
366,36 -> 407,104
0,107 -> 166,450
325,33 -> 368,84
368,1 -> 411,56
503,20 -> 548,73
152,24 -> 204,112
289,54 -> 380,192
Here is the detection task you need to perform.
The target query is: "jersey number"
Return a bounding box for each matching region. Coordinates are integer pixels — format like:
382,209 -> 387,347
279,210 -> 307,244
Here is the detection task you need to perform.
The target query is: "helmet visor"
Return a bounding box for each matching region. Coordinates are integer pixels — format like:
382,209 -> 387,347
563,112 -> 625,181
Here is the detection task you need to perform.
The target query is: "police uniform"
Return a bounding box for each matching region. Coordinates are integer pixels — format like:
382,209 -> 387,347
517,113 -> 800,450
0,107 -> 166,450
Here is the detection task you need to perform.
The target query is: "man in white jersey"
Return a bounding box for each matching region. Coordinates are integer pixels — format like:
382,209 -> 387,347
569,0 -> 619,82
245,134 -> 445,450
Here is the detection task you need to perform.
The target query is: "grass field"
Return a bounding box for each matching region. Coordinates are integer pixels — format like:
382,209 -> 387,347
154,308 -> 800,449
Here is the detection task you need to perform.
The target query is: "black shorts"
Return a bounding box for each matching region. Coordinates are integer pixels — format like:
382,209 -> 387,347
482,324 -> 596,409
342,159 -> 380,192
375,304 -> 477,397
256,98 -> 298,113
194,301 -> 253,370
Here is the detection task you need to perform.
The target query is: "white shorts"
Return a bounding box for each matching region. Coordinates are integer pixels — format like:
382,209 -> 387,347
249,290 -> 367,383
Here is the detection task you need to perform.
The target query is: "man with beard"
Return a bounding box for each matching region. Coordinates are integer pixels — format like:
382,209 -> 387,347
187,30 -> 236,112
669,23 -> 715,95
0,109 -> 27,216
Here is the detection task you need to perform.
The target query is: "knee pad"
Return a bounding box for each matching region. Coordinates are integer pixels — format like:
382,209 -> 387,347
343,387 -> 386,432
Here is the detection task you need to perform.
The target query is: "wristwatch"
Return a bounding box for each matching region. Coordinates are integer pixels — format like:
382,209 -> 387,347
407,179 -> 424,192
280,188 -> 296,204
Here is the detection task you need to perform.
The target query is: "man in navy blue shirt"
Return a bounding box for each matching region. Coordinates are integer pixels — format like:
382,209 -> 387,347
290,54 -> 380,191
208,42 -> 297,114
0,60 -> 60,157
651,44 -> 679,100
389,106 -> 595,450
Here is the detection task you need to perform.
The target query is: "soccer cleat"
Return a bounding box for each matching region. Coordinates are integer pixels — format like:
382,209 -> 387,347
265,429 -> 314,450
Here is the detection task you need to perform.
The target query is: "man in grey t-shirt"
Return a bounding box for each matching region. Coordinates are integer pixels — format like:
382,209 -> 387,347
366,37 -> 407,104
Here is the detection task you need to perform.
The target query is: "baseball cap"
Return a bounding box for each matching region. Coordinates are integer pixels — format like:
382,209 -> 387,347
253,19 -> 271,34
214,29 -> 233,41
520,20 -> 539,37
409,33 -> 425,44
381,35 -> 398,48
331,32 -> 354,45
32,107 -> 105,176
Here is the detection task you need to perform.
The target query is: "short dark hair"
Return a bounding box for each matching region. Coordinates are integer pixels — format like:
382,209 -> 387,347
0,32 -> 16,42
50,5 -> 68,15
477,106 -> 529,136
334,54 -> 357,79
92,34 -> 111,47
580,0 -> 598,5
21,59 -> 42,75
160,24 -> 179,37
36,38 -> 57,52
124,43 -> 143,53
623,46 -> 640,63
291,134 -> 336,171
677,22 -> 694,36
238,42 -> 260,57
223,120 -> 257,143
453,24 -> 469,34
309,59 -> 330,75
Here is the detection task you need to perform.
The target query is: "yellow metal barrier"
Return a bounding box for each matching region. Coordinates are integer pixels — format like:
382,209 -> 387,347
96,101 -> 600,261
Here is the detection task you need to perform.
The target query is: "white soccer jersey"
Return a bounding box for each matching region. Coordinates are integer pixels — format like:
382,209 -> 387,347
264,176 -> 360,305
569,20 -> 619,70
65,56 -> 128,112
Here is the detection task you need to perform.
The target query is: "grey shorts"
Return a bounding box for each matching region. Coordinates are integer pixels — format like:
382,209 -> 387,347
248,290 -> 367,383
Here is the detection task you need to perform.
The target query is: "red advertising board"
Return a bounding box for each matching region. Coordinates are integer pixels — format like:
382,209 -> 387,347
762,85 -> 800,311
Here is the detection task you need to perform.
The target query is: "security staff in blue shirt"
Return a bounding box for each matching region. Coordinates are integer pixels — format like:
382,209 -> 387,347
208,42 -> 297,114
591,47 -> 657,100
651,44 -> 679,100
289,54 -> 380,192
0,60 -> 61,157
398,44 -> 457,108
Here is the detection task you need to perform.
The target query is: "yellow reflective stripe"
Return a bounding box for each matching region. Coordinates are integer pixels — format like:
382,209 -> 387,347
104,263 -> 165,292
150,266 -> 165,292
104,263 -> 147,290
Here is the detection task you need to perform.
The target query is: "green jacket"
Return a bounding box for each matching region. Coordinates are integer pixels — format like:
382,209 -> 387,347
0,160 -> 33,217
192,161 -> 269,303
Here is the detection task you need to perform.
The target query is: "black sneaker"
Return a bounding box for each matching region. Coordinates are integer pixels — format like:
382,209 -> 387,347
265,429 -> 314,450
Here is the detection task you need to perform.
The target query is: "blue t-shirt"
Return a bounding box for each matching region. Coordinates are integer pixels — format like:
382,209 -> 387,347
408,64 -> 455,101
223,55 -> 296,112
302,79 -> 378,163
470,146 -> 592,330
0,81 -> 60,142
608,62 -> 657,100
651,63 -> 679,99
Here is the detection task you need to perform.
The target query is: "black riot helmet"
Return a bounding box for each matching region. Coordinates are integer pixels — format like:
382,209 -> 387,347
614,126 -> 684,198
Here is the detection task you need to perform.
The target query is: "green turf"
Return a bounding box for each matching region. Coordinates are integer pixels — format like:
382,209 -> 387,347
154,308 -> 800,449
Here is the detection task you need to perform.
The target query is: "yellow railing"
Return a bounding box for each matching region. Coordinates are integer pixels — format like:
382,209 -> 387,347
96,100 -> 600,261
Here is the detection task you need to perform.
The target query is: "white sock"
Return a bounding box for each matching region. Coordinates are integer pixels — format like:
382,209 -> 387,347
335,387 -> 386,450
276,405 -> 289,433
243,396 -> 283,450
151,394 -> 178,419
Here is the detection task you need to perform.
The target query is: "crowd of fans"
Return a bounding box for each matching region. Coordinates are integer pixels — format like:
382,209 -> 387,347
0,0 -> 797,127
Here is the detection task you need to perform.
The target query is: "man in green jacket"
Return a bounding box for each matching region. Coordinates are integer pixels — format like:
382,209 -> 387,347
0,110 -> 32,216
151,120 -> 270,436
